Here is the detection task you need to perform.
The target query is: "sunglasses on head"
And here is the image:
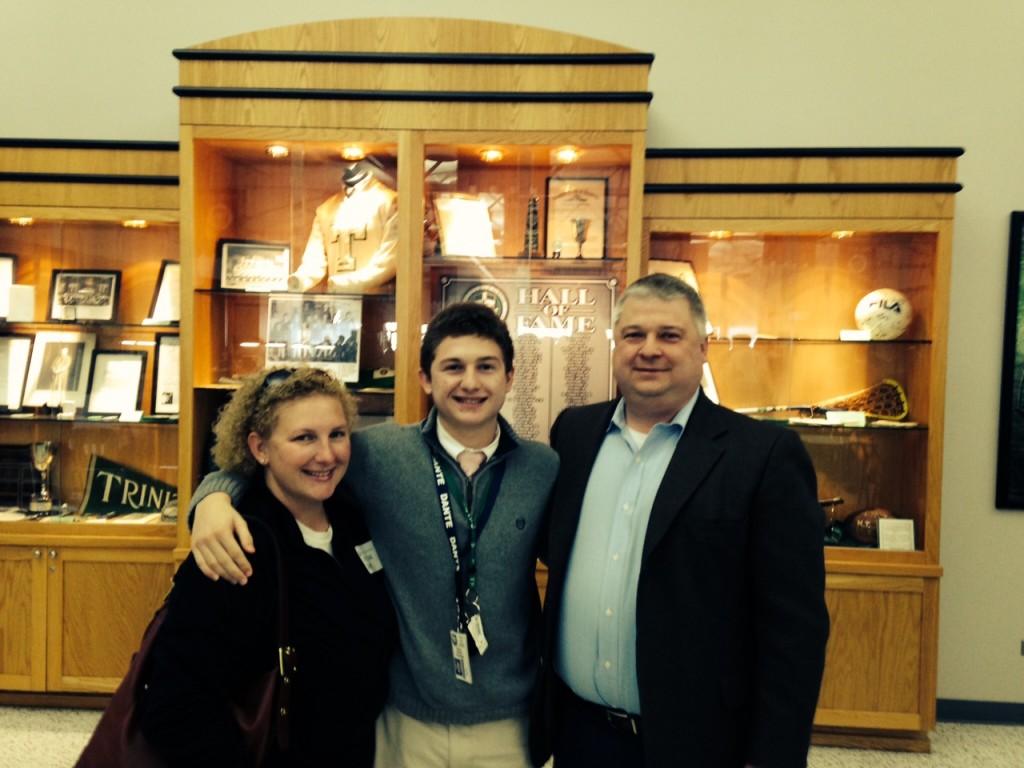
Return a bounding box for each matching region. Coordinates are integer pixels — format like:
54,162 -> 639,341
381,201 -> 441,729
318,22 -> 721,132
257,367 -> 332,396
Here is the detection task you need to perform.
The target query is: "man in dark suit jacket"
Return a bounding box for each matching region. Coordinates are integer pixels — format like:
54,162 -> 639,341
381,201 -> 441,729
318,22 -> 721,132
530,273 -> 829,768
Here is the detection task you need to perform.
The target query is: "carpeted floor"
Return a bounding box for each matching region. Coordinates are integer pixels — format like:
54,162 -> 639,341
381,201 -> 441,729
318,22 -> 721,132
0,707 -> 1020,767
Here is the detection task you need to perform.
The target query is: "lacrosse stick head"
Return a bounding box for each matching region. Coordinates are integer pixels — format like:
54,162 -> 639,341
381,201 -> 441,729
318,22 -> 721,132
815,378 -> 909,420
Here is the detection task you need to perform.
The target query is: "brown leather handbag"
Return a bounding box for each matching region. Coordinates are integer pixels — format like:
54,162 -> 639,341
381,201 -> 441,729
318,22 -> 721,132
75,516 -> 295,766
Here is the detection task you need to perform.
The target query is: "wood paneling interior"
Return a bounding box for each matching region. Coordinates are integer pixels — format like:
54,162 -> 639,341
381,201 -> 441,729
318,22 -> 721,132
178,60 -> 651,92
180,100 -> 650,133
424,143 -> 631,261
0,421 -> 178,506
0,220 -> 179,324
644,193 -> 954,221
644,157 -> 958,186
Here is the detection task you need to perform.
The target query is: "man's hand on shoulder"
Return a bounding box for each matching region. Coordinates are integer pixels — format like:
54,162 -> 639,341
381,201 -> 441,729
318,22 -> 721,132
191,492 -> 254,585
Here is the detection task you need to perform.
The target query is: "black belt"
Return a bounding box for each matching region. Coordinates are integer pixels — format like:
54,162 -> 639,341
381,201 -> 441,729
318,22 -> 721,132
561,681 -> 642,737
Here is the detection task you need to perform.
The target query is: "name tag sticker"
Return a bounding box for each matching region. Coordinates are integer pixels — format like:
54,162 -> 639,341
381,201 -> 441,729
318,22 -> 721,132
354,541 -> 383,573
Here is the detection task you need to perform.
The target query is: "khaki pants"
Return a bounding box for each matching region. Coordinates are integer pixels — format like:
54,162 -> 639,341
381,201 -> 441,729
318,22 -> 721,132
373,705 -> 531,768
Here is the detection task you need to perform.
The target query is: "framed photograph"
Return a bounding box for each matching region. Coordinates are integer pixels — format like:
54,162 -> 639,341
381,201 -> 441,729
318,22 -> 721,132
266,294 -> 362,382
997,211 -> 1024,508
48,269 -> 120,323
433,193 -> 499,258
152,334 -> 180,415
0,254 -> 14,319
217,239 -> 290,292
23,330 -> 96,408
145,260 -> 180,324
545,177 -> 608,260
0,334 -> 33,411
85,350 -> 146,415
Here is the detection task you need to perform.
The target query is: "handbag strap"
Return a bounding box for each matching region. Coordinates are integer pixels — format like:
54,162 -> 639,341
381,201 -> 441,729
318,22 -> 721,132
244,515 -> 296,751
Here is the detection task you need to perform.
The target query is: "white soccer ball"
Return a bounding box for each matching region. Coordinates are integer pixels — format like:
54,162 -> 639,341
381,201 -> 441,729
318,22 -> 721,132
854,289 -> 913,340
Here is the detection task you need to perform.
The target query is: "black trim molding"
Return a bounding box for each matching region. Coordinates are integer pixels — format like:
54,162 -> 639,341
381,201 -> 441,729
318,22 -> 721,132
172,86 -> 652,104
644,182 -> 963,195
0,138 -> 178,152
937,698 -> 1024,725
173,49 -> 654,66
646,147 -> 964,159
0,172 -> 179,186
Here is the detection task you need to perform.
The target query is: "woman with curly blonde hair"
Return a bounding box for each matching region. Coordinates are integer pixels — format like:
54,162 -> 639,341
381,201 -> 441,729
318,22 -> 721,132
133,366 -> 397,766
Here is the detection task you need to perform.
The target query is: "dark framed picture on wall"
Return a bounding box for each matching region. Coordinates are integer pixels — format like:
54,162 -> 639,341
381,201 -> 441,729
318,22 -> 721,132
48,269 -> 121,323
996,211 -> 1024,508
217,239 -> 290,292
152,334 -> 180,415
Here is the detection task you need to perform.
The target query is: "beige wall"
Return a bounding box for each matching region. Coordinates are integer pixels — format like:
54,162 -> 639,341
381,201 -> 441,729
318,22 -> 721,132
2,0 -> 1022,705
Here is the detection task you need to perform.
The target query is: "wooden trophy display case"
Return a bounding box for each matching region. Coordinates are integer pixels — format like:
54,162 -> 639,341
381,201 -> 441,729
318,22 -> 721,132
0,139 -> 180,699
173,18 -> 652,530
643,147 -> 962,751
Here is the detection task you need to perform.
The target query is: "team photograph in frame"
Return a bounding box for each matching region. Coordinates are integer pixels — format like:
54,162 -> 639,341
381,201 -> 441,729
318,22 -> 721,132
146,260 -> 181,324
48,269 -> 120,323
152,334 -> 180,415
266,294 -> 362,382
544,177 -> 608,259
22,330 -> 96,409
85,350 -> 146,415
217,239 -> 291,292
0,334 -> 33,412
996,211 -> 1024,508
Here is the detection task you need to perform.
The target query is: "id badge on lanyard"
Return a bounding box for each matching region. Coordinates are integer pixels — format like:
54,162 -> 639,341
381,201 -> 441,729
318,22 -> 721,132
432,454 -> 490,683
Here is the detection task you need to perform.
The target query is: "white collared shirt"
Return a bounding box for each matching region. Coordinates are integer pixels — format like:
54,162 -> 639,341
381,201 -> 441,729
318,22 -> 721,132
434,418 -> 501,463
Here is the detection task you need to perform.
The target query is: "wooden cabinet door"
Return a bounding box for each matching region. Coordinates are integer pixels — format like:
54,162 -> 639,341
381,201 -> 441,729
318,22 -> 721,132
815,573 -> 936,734
45,547 -> 174,692
0,546 -> 47,690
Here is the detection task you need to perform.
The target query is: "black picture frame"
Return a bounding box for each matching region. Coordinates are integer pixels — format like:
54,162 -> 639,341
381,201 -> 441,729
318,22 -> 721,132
996,211 -> 1024,508
85,350 -> 146,415
216,239 -> 290,292
145,260 -> 180,324
151,333 -> 180,415
544,176 -> 609,259
48,269 -> 121,323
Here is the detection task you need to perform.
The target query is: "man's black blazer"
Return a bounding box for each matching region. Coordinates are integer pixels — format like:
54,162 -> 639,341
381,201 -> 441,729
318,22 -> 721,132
531,392 -> 829,768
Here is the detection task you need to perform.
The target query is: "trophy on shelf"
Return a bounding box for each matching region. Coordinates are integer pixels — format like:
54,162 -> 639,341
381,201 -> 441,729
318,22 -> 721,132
29,441 -> 56,513
571,217 -> 591,259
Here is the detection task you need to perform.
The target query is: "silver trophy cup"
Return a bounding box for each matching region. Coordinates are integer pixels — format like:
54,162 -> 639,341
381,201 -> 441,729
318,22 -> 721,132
29,442 -> 56,513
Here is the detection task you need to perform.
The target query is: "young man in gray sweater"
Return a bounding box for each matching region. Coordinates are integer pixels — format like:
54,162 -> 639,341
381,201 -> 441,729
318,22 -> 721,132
189,302 -> 558,767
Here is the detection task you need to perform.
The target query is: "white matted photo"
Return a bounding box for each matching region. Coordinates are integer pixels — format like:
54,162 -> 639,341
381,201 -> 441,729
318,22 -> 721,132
218,240 -> 290,292
266,294 -> 362,382
433,193 -> 499,258
146,260 -> 180,324
0,254 -> 14,319
86,350 -> 146,415
0,334 -> 33,411
23,331 -> 96,408
48,269 -> 120,322
152,334 -> 180,415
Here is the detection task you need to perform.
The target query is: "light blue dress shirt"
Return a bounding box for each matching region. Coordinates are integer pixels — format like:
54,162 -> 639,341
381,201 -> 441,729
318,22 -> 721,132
554,392 -> 698,714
